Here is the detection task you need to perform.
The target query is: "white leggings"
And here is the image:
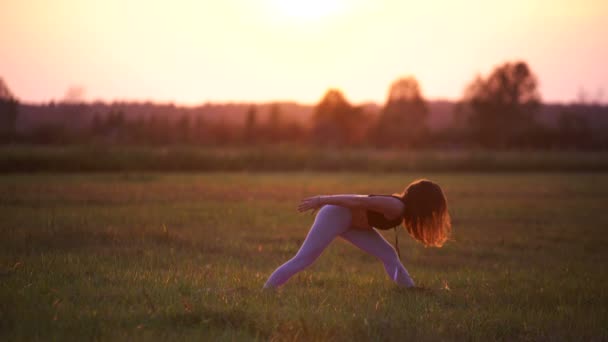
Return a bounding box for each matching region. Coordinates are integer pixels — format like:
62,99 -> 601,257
264,205 -> 415,288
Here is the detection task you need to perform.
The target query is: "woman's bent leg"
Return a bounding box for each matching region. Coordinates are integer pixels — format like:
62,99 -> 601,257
340,228 -> 415,287
264,205 -> 352,288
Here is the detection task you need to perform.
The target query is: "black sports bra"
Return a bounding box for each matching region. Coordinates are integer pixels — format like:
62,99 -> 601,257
366,194 -> 404,230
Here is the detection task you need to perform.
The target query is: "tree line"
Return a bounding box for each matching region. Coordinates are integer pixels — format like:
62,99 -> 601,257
1,60 -> 606,149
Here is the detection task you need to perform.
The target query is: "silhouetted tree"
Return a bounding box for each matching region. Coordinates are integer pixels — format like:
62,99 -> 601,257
456,61 -> 541,148
283,120 -> 306,144
90,112 -> 105,139
176,114 -> 191,143
243,105 -> 258,143
557,110 -> 591,148
192,115 -> 207,144
372,77 -> 429,147
311,89 -> 366,146
89,110 -> 127,143
128,115 -> 147,144
30,124 -> 71,144
143,114 -> 168,145
0,77 -> 19,142
212,119 -> 233,145
267,103 -> 282,142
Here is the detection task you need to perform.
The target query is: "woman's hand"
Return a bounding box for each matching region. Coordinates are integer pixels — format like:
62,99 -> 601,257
298,196 -> 323,213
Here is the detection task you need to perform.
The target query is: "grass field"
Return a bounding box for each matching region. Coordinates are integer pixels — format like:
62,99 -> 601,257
2,145 -> 608,172
1,172 -> 607,340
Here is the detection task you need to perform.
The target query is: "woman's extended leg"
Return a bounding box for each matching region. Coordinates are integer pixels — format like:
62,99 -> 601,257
340,228 -> 415,287
264,205 -> 352,288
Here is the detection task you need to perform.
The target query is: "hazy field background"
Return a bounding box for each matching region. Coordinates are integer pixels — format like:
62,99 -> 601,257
1,171 -> 607,340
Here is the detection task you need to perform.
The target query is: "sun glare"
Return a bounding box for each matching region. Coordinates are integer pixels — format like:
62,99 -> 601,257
271,0 -> 344,21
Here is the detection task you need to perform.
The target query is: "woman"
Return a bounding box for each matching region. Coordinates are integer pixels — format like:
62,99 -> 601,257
264,179 -> 451,288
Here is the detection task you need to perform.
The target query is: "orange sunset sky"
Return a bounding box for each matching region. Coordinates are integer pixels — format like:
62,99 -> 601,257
1,0 -> 607,105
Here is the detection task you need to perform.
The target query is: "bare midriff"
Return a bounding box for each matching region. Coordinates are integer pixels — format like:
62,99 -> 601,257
350,208 -> 372,230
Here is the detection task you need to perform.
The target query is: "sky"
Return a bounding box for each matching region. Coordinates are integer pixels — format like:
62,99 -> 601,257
1,0 -> 607,105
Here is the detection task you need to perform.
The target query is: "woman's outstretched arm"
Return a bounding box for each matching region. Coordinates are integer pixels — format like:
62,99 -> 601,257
298,194 -> 403,220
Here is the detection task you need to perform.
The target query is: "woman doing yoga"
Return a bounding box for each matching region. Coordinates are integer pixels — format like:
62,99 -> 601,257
264,179 -> 451,288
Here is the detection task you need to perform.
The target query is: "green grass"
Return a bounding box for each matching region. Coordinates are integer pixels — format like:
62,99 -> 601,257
2,145 -> 608,172
1,172 -> 607,340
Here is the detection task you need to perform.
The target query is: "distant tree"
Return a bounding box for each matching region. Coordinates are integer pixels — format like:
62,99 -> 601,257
456,61 -> 541,148
192,115 -> 207,145
176,114 -> 191,143
90,112 -> 105,136
30,123 -> 70,144
0,78 -> 14,99
243,105 -> 258,143
107,110 -> 125,128
128,115 -> 147,144
311,89 -> 366,146
267,103 -> 282,142
557,110 -> 591,148
143,115 -> 158,144
283,120 -> 306,144
372,77 -> 429,147
0,77 -> 19,142
212,119 -> 233,145
155,115 -> 172,145
98,110 -> 127,142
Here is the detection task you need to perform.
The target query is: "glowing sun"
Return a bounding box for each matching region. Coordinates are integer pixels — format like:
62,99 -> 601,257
271,0 -> 344,21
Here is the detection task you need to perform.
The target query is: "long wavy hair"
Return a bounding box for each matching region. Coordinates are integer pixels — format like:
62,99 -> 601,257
396,179 -> 451,247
